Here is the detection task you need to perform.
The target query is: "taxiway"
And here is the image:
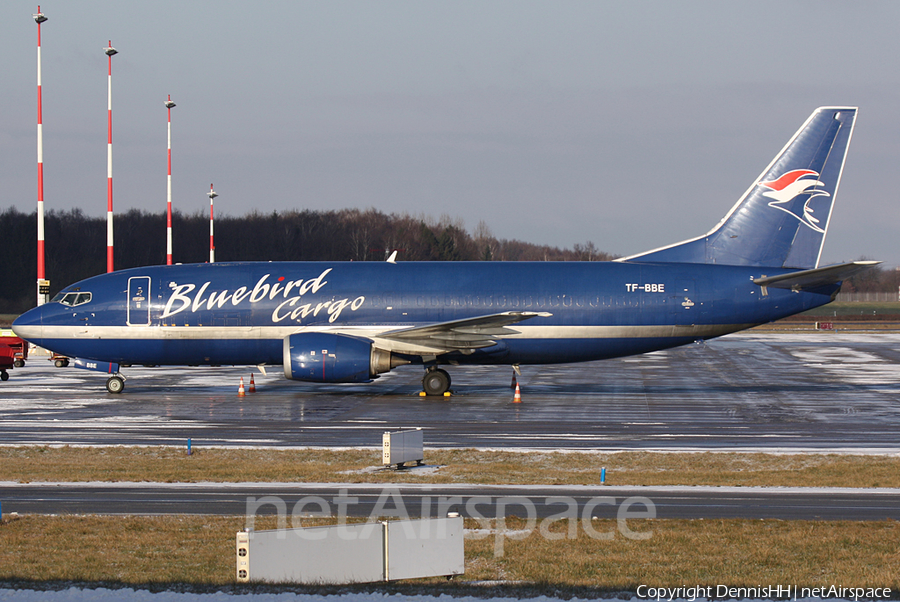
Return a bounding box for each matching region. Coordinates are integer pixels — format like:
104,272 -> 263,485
1,331 -> 899,451
4,482 -> 898,521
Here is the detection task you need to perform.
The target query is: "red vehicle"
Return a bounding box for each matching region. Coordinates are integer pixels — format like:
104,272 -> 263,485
0,332 -> 29,379
0,330 -> 27,368
0,343 -> 14,381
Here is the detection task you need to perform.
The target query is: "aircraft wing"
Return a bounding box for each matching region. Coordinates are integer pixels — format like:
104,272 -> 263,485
753,261 -> 881,292
375,311 -> 552,352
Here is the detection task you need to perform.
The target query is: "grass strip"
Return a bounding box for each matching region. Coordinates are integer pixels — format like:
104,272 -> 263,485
1,446 -> 899,488
0,515 -> 896,594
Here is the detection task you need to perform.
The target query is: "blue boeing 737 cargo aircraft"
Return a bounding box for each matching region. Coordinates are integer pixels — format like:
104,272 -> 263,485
13,107 -> 877,395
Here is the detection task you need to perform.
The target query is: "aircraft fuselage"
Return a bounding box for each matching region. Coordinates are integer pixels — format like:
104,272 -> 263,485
16,260 -> 834,368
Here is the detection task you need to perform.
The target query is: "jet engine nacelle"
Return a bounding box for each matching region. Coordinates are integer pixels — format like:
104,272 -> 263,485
283,332 -> 406,383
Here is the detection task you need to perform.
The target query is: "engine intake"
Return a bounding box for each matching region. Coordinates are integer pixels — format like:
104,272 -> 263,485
283,332 -> 407,383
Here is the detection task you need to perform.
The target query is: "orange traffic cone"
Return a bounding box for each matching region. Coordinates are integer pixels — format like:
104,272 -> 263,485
513,383 -> 521,403
238,377 -> 246,396
510,371 -> 517,389
249,373 -> 256,393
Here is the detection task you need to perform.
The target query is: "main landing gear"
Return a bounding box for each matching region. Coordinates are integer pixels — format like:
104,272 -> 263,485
422,367 -> 451,396
106,375 -> 126,394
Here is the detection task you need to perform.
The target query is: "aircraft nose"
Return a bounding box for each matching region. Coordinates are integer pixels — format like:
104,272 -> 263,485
12,306 -> 44,343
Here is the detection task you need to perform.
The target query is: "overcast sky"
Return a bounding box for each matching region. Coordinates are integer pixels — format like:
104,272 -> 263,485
2,1 -> 899,266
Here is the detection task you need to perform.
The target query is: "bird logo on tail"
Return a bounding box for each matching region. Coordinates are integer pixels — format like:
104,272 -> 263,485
758,169 -> 829,233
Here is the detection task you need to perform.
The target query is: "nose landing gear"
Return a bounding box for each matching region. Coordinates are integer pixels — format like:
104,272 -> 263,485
106,374 -> 126,394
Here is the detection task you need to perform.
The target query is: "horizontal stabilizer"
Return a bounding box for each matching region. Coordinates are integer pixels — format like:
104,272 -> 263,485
753,261 -> 880,292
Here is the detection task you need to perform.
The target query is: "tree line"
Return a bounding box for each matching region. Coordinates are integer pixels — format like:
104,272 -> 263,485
0,207 -> 613,314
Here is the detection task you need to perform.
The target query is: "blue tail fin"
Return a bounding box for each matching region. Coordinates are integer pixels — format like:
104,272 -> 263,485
622,107 -> 857,269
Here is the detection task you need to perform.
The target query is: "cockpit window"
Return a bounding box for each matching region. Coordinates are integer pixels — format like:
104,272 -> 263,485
55,292 -> 92,306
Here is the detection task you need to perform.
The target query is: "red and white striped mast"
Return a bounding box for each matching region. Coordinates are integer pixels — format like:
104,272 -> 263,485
34,6 -> 49,306
207,184 -> 218,263
165,95 -> 176,265
104,41 -> 118,273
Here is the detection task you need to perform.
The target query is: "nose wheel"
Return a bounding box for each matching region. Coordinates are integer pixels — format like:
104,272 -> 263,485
422,368 -> 451,396
106,375 -> 125,394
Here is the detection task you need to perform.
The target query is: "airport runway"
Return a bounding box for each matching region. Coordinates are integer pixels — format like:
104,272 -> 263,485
3,482 -> 899,521
2,331 -> 900,451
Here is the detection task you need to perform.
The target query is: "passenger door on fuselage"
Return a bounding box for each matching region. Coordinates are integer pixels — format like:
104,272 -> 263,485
127,276 -> 151,326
